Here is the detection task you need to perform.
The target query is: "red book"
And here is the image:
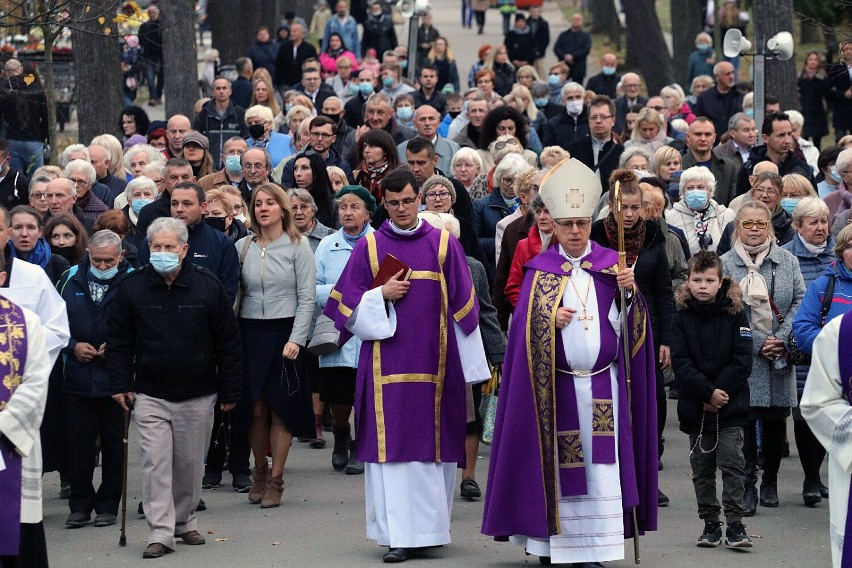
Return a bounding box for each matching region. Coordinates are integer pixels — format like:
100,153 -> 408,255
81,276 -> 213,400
369,254 -> 413,289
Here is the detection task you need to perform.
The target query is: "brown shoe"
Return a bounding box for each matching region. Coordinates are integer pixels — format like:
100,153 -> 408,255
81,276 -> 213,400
142,543 -> 173,559
310,413 -> 326,448
260,474 -> 284,508
175,530 -> 206,545
248,460 -> 269,504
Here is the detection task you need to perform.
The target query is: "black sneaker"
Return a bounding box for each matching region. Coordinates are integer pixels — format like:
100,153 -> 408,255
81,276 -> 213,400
725,521 -> 753,548
196,498 -> 207,511
658,489 -> 670,507
696,521 -> 723,547
202,470 -> 222,489
460,477 -> 481,499
232,473 -> 252,492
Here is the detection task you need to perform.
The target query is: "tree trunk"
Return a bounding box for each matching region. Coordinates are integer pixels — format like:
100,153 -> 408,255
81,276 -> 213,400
70,1 -> 123,143
799,18 -> 822,46
671,0 -> 703,87
208,0 -> 260,65
752,0 -> 796,111
623,0 -> 674,95
160,0 -> 198,118
589,0 -> 620,42
42,27 -> 57,164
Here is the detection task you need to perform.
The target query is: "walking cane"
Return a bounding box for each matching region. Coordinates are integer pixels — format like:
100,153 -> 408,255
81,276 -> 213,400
614,180 -> 641,564
119,400 -> 132,547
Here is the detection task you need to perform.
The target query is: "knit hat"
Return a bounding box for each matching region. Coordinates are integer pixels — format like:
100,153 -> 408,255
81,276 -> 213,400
420,175 -> 456,205
335,185 -> 377,216
123,134 -> 147,149
181,130 -> 209,150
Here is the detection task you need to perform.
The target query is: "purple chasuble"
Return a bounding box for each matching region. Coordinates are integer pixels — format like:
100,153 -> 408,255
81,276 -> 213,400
482,243 -> 658,540
0,300 -> 28,556
836,313 -> 852,568
322,221 -> 480,465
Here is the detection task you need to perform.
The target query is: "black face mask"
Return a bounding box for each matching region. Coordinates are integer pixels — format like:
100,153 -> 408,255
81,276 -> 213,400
448,111 -> 461,119
50,245 -> 76,263
322,112 -> 341,125
248,123 -> 266,139
204,216 -> 228,233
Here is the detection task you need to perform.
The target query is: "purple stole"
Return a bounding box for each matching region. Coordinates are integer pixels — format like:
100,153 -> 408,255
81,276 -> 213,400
837,313 -> 852,567
0,301 -> 28,556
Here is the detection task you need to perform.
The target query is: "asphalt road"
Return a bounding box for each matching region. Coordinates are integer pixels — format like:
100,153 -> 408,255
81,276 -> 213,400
42,398 -> 832,567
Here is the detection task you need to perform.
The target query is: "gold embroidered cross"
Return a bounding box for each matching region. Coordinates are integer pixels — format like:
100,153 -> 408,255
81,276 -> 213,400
565,188 -> 584,208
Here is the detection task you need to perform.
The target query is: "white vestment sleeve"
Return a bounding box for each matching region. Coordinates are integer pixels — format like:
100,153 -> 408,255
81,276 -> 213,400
801,318 -> 852,474
455,322 -> 490,384
345,287 -> 397,341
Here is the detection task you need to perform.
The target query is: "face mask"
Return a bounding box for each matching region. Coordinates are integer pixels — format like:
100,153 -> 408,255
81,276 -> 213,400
360,82 -> 374,96
565,100 -> 583,115
349,81 -> 360,95
400,60 -> 407,70
659,113 -> 667,125
696,43 -> 711,51
780,197 -> 800,215
382,75 -> 395,88
204,216 -> 227,232
745,108 -> 754,117
149,251 -> 182,275
534,97 -> 549,108
548,74 -> 561,86
225,154 -> 242,174
235,214 -> 247,223
685,189 -> 709,210
51,245 -> 75,263
131,197 -> 154,213
248,123 -> 266,139
830,166 -> 842,183
90,265 -> 118,281
396,106 -> 413,120
448,110 -> 461,119
285,102 -> 293,112
602,66 -> 616,76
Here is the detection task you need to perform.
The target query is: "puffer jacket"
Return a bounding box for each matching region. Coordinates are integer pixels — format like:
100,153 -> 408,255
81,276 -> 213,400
673,277 -> 753,434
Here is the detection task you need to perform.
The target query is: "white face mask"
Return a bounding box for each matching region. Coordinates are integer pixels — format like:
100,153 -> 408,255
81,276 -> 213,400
565,100 -> 584,115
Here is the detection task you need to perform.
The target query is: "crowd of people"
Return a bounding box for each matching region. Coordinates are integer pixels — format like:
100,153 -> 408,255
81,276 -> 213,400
3,1 -> 852,567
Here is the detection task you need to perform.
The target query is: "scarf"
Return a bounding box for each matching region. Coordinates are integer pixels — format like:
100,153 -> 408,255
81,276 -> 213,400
502,195 -> 520,213
733,238 -> 773,333
603,213 -> 646,265
798,232 -> 827,255
362,161 -> 389,201
8,237 -> 52,269
692,205 -> 713,250
327,47 -> 344,59
342,223 -> 369,247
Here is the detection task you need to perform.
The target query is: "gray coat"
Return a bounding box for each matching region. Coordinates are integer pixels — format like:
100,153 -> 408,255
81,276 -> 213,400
468,256 -> 506,365
721,243 -> 805,408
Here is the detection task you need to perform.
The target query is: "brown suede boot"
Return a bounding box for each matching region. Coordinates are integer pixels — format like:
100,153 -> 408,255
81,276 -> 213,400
260,474 -> 284,508
310,414 -> 326,448
248,460 -> 269,504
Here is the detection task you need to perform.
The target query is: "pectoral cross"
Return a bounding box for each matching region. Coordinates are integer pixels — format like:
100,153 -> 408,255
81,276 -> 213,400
577,310 -> 594,330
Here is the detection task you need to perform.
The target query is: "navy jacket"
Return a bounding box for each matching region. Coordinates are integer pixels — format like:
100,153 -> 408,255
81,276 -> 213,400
692,87 -> 743,144
193,100 -> 248,170
473,189 -> 512,276
60,258 -> 133,398
542,108 -> 590,149
138,221 -> 240,304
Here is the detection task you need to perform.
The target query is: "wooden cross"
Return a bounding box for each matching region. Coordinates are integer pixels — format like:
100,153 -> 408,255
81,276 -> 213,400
577,310 -> 595,330
565,188 -> 584,209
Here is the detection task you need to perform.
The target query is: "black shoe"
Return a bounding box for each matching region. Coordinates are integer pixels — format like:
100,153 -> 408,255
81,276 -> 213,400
743,485 -> 757,517
332,428 -> 351,471
725,521 -> 752,548
59,480 -> 71,499
667,386 -> 679,400
93,513 -> 116,527
759,483 -> 779,507
65,512 -> 90,528
202,470 -> 222,489
538,556 -> 551,565
137,501 -> 144,517
820,482 -> 829,498
383,547 -> 408,563
142,543 -> 173,558
232,473 -> 252,492
658,459 -> 663,471
345,439 -> 363,474
322,405 -> 334,432
696,520 -> 723,547
803,480 -> 822,507
460,477 -> 481,499
658,489 -> 670,507
196,498 -> 207,511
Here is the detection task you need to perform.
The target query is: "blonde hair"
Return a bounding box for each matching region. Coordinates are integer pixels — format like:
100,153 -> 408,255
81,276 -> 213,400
326,165 -> 347,187
426,37 -> 454,61
251,75 -> 281,116
221,186 -> 249,228
90,134 -> 125,178
630,107 -> 665,143
249,183 -> 302,242
653,146 -> 681,178
245,104 -> 274,124
417,211 -> 460,238
504,84 -> 537,121
835,224 -> 852,258
782,173 -> 817,198
451,147 -> 483,173
539,146 -> 570,168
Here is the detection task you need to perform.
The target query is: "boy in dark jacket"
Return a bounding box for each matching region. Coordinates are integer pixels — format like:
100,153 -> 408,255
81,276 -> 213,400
671,251 -> 753,549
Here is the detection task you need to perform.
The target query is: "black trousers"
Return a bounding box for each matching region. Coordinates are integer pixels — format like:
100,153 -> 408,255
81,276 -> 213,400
743,417 -> 786,485
204,392 -> 251,477
1,522 -> 49,568
794,418 -> 826,486
65,395 -> 124,516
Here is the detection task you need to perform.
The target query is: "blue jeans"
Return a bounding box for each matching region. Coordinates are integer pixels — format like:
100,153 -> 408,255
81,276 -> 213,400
8,139 -> 43,178
145,60 -> 162,101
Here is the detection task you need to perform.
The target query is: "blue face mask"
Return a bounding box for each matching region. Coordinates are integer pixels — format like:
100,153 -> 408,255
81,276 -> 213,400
745,108 -> 754,117
396,106 -> 413,120
149,251 -> 181,274
90,265 -> 118,281
224,154 -> 242,174
780,197 -> 800,215
548,74 -> 561,86
830,166 -> 842,183
684,189 -> 708,210
360,82 -> 374,96
400,60 -> 407,70
382,75 -> 395,88
602,66 -> 616,76
131,197 -> 154,213
349,81 -> 360,95
534,97 -> 549,108
285,102 -> 293,112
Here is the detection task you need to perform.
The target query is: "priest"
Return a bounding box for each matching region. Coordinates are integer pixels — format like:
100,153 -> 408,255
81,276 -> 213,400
323,166 -> 490,564
801,313 -> 852,568
482,158 -> 658,566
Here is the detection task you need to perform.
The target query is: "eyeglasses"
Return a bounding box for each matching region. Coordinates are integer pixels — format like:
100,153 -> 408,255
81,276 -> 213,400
384,197 -> 418,209
648,105 -> 665,111
500,177 -> 515,186
425,191 -> 451,201
243,163 -> 268,171
310,132 -> 333,139
623,83 -> 641,88
491,138 -> 519,151
70,178 -> 89,185
739,220 -> 769,229
553,218 -> 591,229
30,192 -> 47,200
753,187 -> 778,197
589,114 -> 613,122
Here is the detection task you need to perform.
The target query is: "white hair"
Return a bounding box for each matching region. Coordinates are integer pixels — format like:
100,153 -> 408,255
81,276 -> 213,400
417,211 -> 460,239
123,144 -> 163,171
88,229 -> 123,253
125,176 -> 158,200
64,159 -> 97,184
59,144 -> 89,168
147,217 -> 188,246
560,81 -> 584,99
679,165 -> 718,199
785,109 -> 804,129
493,152 -> 533,186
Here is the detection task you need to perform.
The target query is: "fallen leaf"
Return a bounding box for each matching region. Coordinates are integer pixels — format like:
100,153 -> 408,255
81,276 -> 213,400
97,16 -> 104,24
23,74 -> 34,86
85,5 -> 90,12
103,27 -> 111,35
207,531 -> 214,534
272,542 -> 281,546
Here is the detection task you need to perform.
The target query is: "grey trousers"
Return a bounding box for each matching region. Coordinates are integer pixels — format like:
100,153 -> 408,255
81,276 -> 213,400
689,426 -> 747,524
135,393 -> 216,549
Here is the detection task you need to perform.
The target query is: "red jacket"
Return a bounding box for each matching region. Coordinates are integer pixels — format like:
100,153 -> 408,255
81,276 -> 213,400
505,224 -> 547,307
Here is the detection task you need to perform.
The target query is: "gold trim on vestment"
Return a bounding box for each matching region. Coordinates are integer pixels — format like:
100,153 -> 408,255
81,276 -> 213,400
408,270 -> 441,280
557,430 -> 584,469
592,399 -> 616,436
329,288 -> 353,317
453,285 -> 476,322
367,233 -> 379,277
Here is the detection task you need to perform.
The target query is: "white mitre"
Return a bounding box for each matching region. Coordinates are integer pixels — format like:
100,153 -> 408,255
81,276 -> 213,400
539,157 -> 602,219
